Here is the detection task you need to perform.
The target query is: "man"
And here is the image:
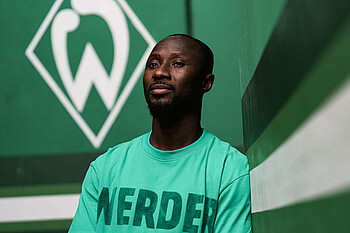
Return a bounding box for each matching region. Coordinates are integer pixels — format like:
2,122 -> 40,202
69,34 -> 252,233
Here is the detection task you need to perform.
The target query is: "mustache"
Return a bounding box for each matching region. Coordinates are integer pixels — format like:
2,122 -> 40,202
148,81 -> 175,92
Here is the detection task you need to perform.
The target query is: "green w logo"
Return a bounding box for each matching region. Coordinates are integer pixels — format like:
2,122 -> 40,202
26,0 -> 155,148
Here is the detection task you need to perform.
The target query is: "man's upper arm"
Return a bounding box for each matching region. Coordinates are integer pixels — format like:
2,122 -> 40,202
69,165 -> 99,232
214,173 -> 252,233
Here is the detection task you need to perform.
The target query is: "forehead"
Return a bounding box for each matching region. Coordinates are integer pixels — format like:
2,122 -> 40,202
150,36 -> 200,58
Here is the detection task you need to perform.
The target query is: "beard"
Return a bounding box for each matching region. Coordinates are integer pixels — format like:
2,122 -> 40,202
147,95 -> 185,119
144,83 -> 198,119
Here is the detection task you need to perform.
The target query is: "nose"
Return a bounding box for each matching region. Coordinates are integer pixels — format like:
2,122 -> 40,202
153,64 -> 170,80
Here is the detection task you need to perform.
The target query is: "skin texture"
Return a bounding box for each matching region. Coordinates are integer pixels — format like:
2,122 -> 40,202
143,35 -> 214,150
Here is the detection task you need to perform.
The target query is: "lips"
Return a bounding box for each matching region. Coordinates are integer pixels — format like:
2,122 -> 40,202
149,83 -> 174,95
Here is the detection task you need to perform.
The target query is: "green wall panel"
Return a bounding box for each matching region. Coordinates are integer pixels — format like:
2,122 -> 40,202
247,13 -> 350,169
252,190 -> 350,233
242,0 -> 350,150
191,0 -> 243,148
0,152 -> 97,187
235,0 -> 287,97
0,220 -> 72,233
242,0 -> 350,166
0,183 -> 81,198
240,0 -> 350,233
190,0 -> 286,150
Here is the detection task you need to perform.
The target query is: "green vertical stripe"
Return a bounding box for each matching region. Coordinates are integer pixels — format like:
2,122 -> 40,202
185,0 -> 193,35
247,13 -> 350,169
242,0 -> 350,150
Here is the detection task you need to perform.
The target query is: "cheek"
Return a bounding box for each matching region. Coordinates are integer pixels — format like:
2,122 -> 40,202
178,79 -> 202,97
142,74 -> 150,88
181,73 -> 202,88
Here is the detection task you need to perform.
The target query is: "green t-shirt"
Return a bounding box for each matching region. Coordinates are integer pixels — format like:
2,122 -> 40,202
69,129 -> 252,233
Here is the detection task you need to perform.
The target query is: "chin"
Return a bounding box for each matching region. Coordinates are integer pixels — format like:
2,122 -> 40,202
148,101 -> 174,119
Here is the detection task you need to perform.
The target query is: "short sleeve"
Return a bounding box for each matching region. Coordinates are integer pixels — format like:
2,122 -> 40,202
69,165 -> 99,232
214,173 -> 252,233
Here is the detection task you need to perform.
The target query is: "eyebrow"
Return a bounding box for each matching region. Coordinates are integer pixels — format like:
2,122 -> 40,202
149,52 -> 187,59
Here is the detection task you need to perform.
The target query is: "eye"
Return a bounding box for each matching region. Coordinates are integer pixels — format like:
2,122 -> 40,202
146,62 -> 159,69
173,61 -> 185,68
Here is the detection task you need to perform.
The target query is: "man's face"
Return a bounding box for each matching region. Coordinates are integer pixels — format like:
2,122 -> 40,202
143,36 -> 204,118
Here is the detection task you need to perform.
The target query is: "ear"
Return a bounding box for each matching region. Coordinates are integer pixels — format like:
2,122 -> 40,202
202,73 -> 215,93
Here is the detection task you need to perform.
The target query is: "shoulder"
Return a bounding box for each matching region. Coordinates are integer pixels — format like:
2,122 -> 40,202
204,131 -> 249,189
206,130 -> 248,167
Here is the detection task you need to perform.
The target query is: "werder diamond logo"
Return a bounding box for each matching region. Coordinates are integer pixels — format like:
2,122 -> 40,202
26,0 -> 155,148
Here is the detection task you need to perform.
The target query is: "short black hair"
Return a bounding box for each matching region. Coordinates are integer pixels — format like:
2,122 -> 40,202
165,34 -> 214,74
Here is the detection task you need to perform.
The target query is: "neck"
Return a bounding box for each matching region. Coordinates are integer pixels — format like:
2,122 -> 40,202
150,110 -> 203,151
